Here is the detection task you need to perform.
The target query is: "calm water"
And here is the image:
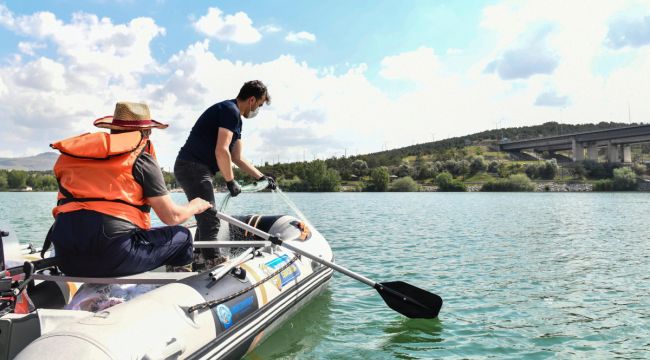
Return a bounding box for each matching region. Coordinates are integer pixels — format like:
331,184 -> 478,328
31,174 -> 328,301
1,192 -> 649,359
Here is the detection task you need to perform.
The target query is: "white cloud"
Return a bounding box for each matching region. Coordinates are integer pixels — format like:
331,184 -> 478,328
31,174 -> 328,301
0,4 -> 13,28
484,25 -> 559,79
17,41 -> 46,56
285,31 -> 316,43
606,15 -> 650,49
475,0 -> 650,124
1,1 -> 650,169
380,46 -> 442,83
0,6 -> 167,160
14,57 -> 66,91
535,90 -> 569,107
260,24 -> 281,33
193,7 -> 261,44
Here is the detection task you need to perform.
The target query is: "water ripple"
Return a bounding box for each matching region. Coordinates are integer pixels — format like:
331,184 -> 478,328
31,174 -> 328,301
2,192 -> 649,359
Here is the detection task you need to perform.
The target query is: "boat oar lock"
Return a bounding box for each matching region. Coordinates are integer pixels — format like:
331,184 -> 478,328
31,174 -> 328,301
214,210 -> 443,319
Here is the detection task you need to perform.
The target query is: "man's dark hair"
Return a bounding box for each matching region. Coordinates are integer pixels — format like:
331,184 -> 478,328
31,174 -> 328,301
237,80 -> 271,104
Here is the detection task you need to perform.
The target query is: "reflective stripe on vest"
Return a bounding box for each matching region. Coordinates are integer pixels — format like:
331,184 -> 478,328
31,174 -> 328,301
51,131 -> 155,229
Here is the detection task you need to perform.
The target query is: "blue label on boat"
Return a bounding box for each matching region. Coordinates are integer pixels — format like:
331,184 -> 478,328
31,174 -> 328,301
264,254 -> 301,288
216,304 -> 232,329
215,296 -> 255,330
231,295 -> 254,315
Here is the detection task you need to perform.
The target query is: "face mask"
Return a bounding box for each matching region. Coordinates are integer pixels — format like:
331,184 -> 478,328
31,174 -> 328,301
245,98 -> 260,119
247,106 -> 259,119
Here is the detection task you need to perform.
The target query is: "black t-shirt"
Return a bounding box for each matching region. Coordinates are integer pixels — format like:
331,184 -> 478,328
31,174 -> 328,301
102,152 -> 168,237
176,99 -> 242,174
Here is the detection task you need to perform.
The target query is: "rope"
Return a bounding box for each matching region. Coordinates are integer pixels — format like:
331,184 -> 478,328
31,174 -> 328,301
187,253 -> 300,313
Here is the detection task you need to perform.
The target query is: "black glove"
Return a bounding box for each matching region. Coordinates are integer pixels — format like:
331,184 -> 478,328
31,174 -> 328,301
258,174 -> 277,190
226,179 -> 241,197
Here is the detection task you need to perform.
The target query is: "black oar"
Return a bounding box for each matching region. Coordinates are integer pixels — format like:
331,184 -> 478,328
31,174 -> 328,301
214,211 -> 443,319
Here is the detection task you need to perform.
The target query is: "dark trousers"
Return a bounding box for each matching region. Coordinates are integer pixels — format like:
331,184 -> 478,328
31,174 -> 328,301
174,158 -> 219,258
51,211 -> 193,277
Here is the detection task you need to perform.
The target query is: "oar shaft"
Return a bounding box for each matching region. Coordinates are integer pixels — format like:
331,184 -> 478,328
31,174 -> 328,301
193,241 -> 271,248
215,209 -> 442,318
215,210 -> 377,287
215,211 -> 271,240
277,240 -> 376,287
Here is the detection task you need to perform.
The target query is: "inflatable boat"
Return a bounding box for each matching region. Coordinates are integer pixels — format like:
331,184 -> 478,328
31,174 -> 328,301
1,184 -> 442,360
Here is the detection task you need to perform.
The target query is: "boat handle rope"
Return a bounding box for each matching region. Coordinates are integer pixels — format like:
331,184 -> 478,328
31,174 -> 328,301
187,253 -> 300,313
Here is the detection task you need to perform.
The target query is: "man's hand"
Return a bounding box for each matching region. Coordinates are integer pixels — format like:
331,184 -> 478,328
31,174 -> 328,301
189,198 -> 212,214
258,174 -> 277,190
227,180 -> 242,197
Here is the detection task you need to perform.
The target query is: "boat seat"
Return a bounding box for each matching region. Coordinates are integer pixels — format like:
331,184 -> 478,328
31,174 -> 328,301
32,271 -> 198,285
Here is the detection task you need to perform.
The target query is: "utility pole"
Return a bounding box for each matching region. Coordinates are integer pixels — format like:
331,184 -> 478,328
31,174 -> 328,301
628,102 -> 631,122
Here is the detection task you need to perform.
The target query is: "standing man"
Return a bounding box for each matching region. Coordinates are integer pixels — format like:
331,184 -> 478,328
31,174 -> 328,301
174,80 -> 277,270
48,102 -> 212,277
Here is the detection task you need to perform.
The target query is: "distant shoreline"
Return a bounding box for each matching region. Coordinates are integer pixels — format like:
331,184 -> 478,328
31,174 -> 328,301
2,180 -> 650,193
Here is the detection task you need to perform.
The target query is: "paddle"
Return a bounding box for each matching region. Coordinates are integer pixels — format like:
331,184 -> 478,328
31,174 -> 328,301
214,210 -> 443,319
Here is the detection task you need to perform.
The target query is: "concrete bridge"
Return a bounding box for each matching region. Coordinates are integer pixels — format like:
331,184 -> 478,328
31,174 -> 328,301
498,124 -> 650,163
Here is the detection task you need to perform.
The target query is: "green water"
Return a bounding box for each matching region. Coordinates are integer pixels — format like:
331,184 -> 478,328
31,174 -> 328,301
1,192 -> 649,359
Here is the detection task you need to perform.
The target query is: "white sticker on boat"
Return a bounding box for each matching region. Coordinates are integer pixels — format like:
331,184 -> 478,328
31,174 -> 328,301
216,304 -> 233,329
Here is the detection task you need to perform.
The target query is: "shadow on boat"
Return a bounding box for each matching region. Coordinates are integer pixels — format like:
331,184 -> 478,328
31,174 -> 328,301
244,288 -> 334,360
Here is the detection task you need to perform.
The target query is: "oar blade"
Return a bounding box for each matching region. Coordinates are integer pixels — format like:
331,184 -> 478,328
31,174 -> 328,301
376,281 -> 443,319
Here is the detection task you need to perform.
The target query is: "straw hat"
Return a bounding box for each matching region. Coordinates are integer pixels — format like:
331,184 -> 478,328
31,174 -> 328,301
93,101 -> 168,131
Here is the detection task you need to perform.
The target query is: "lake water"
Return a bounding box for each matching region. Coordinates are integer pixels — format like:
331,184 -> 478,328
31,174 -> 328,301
1,192 -> 649,359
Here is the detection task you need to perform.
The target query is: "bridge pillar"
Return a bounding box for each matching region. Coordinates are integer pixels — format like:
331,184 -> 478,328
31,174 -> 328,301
571,138 -> 584,161
607,141 -> 620,163
623,145 -> 632,163
587,144 -> 598,161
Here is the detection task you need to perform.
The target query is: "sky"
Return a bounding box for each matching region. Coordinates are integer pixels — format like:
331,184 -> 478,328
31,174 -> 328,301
1,0 -> 650,169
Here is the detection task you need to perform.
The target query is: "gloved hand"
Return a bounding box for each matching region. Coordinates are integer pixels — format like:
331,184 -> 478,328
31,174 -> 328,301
258,174 -> 277,190
226,179 -> 241,197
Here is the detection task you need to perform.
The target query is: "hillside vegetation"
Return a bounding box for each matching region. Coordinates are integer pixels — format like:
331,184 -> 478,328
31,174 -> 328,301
2,121 -> 648,192
249,121 -> 649,192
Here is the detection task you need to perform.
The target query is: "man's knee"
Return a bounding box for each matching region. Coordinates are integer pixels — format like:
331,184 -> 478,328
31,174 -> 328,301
173,226 -> 192,243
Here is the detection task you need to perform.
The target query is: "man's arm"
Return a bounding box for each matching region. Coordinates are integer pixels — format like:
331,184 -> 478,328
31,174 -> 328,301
148,195 -> 211,226
215,127 -> 236,181
231,140 -> 263,179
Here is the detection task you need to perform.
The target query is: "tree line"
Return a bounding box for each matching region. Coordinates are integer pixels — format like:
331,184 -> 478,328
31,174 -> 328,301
2,121 -> 647,192
0,170 -> 58,191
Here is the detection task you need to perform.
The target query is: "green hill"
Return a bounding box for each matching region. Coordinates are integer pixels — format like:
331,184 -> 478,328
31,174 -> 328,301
0,152 -> 58,171
255,121 -> 649,192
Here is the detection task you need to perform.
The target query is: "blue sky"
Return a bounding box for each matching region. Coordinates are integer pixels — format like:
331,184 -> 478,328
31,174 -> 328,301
0,1 -> 488,81
0,1 -> 649,168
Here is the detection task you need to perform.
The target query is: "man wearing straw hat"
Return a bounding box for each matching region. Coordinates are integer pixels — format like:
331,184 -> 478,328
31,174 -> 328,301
174,80 -> 276,271
45,102 -> 212,277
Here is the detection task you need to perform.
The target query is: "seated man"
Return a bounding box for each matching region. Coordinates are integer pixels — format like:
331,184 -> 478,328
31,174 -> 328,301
46,102 -> 211,277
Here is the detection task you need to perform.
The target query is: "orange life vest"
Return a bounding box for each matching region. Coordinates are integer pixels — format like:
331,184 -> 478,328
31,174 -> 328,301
51,131 -> 157,229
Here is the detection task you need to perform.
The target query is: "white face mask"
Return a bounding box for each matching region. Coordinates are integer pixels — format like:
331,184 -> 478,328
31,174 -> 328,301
244,99 -> 260,119
247,106 -> 259,119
